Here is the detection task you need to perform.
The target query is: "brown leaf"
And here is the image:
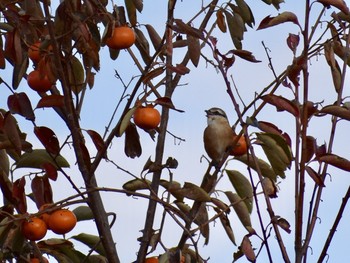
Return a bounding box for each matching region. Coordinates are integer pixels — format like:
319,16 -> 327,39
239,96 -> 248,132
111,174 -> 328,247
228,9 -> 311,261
145,24 -> 162,51
319,105 -> 350,120
36,95 -> 65,109
187,34 -> 201,67
257,11 -> 300,30
167,64 -> 190,75
215,207 -> 236,245
7,92 -> 35,121
277,217 -> 291,234
134,27 -> 151,64
287,33 -> 300,54
286,55 -> 306,87
241,235 -> 256,262
80,142 -> 91,169
141,66 -> 165,84
124,122 -> 142,158
305,136 -> 316,163
261,177 -> 278,198
305,166 -> 325,187
262,94 -> 299,117
3,112 -> 22,155
231,49 -> 261,63
31,175 -> 46,209
216,9 -> 227,33
173,182 -> 211,202
124,0 -> 137,26
42,162 -> 58,181
13,177 -> 27,214
317,0 -> 350,15
224,11 -> 244,49
86,129 -> 105,156
319,153 -> 350,172
34,126 -> 60,155
154,96 -> 184,113
172,19 -> 204,39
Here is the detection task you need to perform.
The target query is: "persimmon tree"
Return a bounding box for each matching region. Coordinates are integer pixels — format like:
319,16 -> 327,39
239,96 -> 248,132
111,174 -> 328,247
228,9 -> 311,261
0,0 -> 349,263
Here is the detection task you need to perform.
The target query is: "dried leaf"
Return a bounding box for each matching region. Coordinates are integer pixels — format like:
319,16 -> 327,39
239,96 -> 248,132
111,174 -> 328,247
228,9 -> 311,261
86,130 -> 105,155
319,105 -> 350,120
262,94 -> 299,117
277,217 -> 291,233
240,235 -> 256,262
31,175 -> 46,209
305,136 -> 316,163
34,126 -> 60,155
215,207 -> 236,245
145,24 -> 162,51
173,19 -> 204,39
3,112 -> 22,155
216,9 -> 227,32
42,162 -> 58,181
305,166 -> 325,187
124,0 -> 137,26
187,34 -> 201,67
318,153 -> 350,172
317,0 -> 350,15
261,177 -> 278,198
122,178 -> 151,192
13,177 -> 27,213
231,49 -> 261,63
141,66 -> 165,84
7,93 -> 35,121
124,122 -> 142,158
226,170 -> 253,213
173,182 -> 211,202
36,95 -> 65,109
134,27 -> 151,64
167,64 -> 190,75
257,11 -> 300,30
286,33 -> 300,54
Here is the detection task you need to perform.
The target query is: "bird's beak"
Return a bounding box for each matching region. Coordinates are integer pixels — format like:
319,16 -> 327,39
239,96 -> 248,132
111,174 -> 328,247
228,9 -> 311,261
205,110 -> 210,116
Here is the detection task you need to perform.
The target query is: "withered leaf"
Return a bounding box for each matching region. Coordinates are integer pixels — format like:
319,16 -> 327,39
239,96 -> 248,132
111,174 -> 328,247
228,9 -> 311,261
7,93 -> 35,121
187,34 -> 201,67
257,11 -> 300,30
319,153 -> 350,172
34,126 -> 60,155
124,122 -> 142,158
305,166 -> 325,187
262,94 -> 299,117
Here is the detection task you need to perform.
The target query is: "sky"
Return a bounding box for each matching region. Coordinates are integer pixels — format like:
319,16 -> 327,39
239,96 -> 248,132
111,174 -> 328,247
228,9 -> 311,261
1,0 -> 350,262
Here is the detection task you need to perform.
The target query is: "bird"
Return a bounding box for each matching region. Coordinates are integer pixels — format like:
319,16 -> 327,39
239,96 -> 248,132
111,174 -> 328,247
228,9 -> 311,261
203,107 -> 234,166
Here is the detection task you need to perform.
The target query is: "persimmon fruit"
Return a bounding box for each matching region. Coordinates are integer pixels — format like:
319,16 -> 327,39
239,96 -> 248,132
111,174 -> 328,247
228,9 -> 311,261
106,26 -> 136,49
27,70 -> 52,92
28,41 -> 53,63
133,106 -> 161,130
144,257 -> 158,263
22,217 -> 47,241
39,204 -> 53,229
230,135 -> 248,156
48,209 -> 77,234
30,257 -> 49,263
28,42 -> 41,63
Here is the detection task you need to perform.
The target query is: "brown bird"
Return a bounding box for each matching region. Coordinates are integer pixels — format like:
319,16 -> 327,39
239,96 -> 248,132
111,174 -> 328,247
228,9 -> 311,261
203,107 -> 234,166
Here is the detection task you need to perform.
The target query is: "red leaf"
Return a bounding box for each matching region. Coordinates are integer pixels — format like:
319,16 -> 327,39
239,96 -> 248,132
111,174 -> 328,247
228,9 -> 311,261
31,175 -> 46,209
261,94 -> 299,117
13,177 -> 27,213
317,0 -> 350,15
42,175 -> 53,205
8,92 -> 35,121
86,130 -> 105,154
286,33 -> 300,54
36,95 -> 65,109
42,162 -> 58,181
34,126 -> 60,155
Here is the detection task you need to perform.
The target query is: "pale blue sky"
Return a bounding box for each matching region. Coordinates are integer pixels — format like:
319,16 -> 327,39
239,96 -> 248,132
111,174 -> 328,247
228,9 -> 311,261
1,1 -> 349,262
